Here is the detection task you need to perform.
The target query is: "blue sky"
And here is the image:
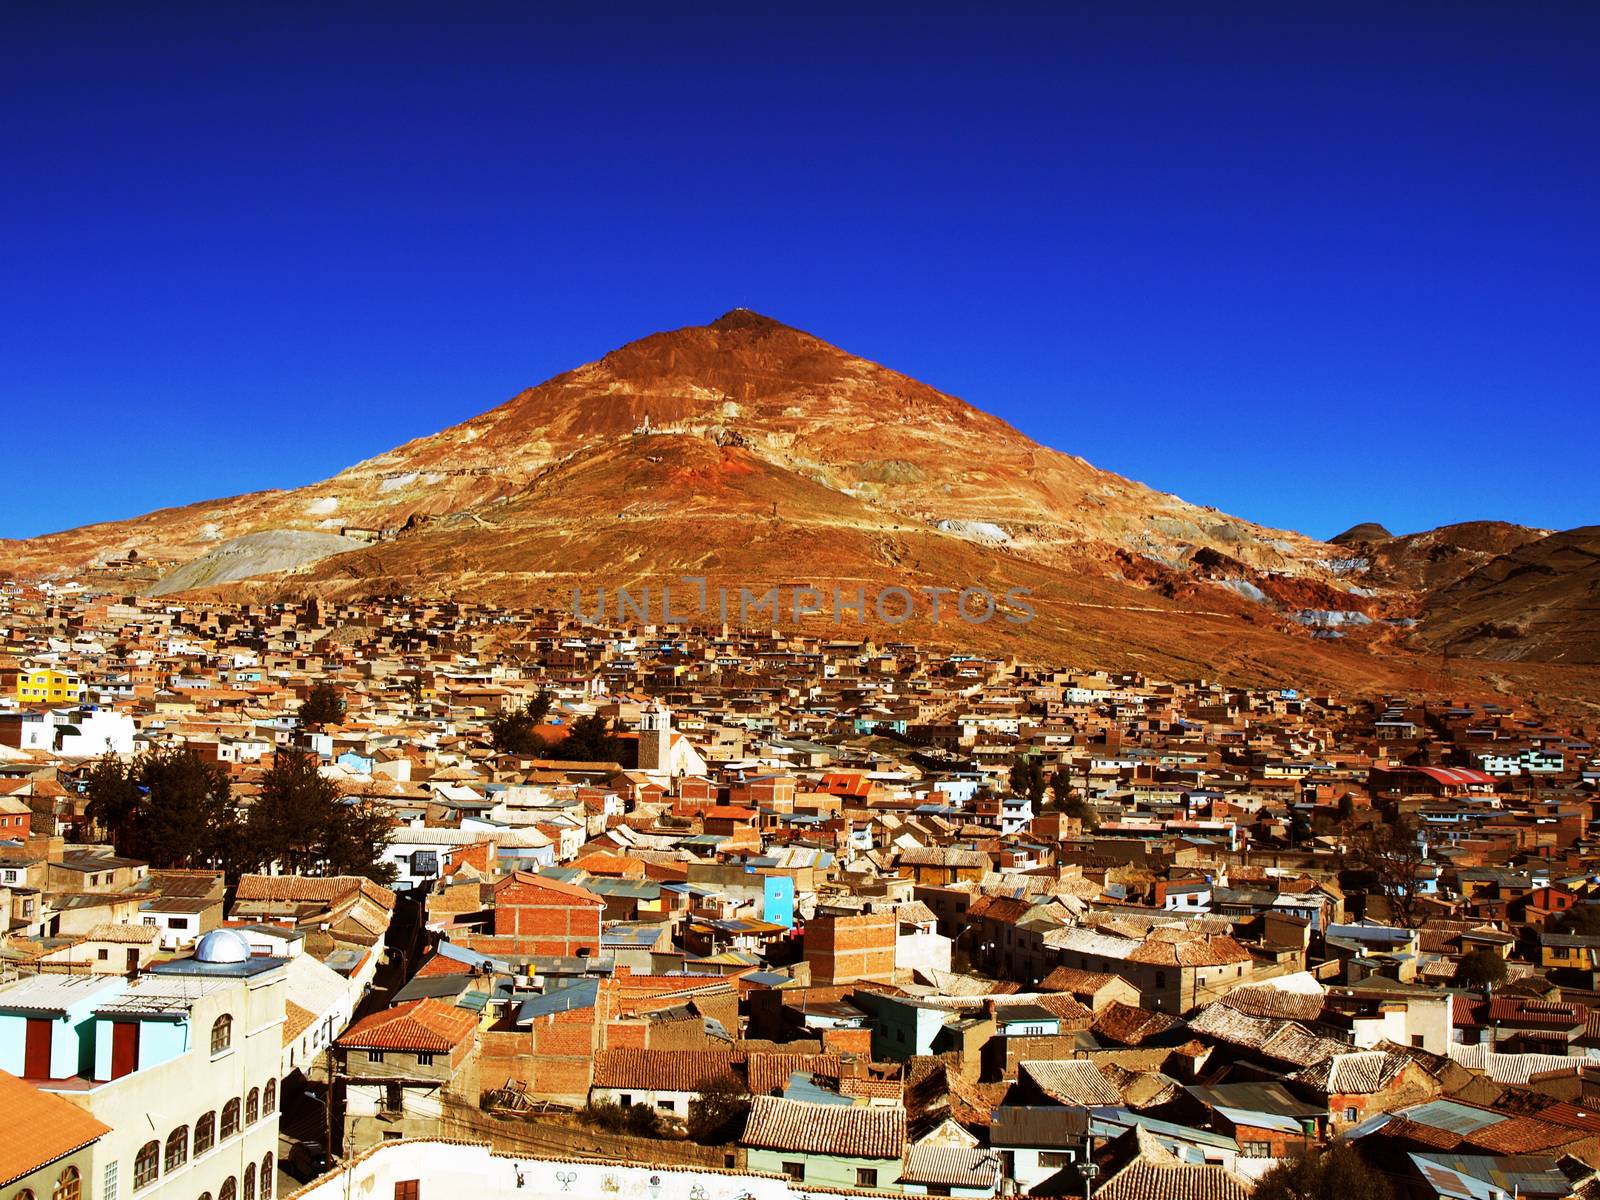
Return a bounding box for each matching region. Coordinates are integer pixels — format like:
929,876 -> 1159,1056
2,3 -> 1595,542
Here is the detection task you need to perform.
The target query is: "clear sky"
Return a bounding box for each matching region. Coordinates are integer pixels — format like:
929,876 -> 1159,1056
2,3 -> 1595,542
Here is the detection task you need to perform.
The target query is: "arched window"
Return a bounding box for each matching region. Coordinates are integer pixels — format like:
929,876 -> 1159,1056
16,1189 -> 36,1200
165,1125 -> 189,1172
219,1178 -> 237,1200
53,1168 -> 80,1200
210,1014 -> 233,1055
246,1088 -> 259,1125
134,1141 -> 160,1191
200,1194 -> 213,1200
263,1078 -> 277,1114
261,1154 -> 274,1200
243,1163 -> 256,1200
194,1111 -> 216,1156
221,1098 -> 241,1139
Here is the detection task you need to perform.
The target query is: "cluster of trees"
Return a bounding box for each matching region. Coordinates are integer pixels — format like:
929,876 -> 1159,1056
1009,755 -> 1097,828
1255,1143 -> 1391,1200
86,745 -> 394,883
489,691 -> 624,763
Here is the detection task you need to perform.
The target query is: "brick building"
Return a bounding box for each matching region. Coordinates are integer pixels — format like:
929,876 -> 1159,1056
491,872 -> 605,957
805,909 -> 896,986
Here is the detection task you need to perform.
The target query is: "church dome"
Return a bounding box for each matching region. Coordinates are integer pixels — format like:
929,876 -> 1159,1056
194,928 -> 252,964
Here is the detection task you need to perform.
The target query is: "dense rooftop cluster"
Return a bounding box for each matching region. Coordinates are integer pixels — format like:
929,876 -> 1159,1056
2,582 -> 1600,1200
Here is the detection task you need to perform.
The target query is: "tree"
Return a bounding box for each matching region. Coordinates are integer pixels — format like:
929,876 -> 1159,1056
85,747 -> 242,872
687,1076 -> 752,1143
1049,767 -> 1073,810
488,689 -> 555,755
84,755 -> 142,852
246,748 -> 395,882
298,682 -> 346,730
1550,903 -> 1600,938
1009,755 -> 1046,805
1255,1143 -> 1391,1200
1457,948 -> 1508,989
547,714 -> 623,763
1347,813 -> 1427,928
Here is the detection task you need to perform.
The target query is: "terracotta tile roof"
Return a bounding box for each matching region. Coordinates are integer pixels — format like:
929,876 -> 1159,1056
746,1052 -> 842,1098
1021,1060 -> 1124,1107
0,1069 -> 112,1187
1039,966 -> 1121,996
235,873 -> 396,909
283,999 -> 316,1044
1096,1160 -> 1251,1200
1093,1002 -> 1181,1047
1292,1050 -> 1410,1095
741,1096 -> 906,1159
1220,984 -> 1325,1022
337,998 -> 477,1053
901,1146 -> 1003,1190
592,1049 -> 741,1092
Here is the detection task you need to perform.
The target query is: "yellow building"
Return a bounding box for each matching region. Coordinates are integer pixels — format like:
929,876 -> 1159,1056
14,667 -> 84,704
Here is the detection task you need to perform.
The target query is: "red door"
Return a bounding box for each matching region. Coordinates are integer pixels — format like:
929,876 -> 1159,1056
110,1020 -> 139,1079
24,1018 -> 52,1078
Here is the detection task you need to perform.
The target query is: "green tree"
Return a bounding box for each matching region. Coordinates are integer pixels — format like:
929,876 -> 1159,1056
687,1076 -> 752,1143
246,748 -> 394,882
298,682 -> 346,730
1457,948 -> 1508,989
1008,755 -> 1046,804
549,714 -> 623,763
86,747 -> 241,871
1049,767 -> 1074,810
1550,904 -> 1600,938
488,689 -> 555,755
84,754 -> 142,852
1255,1143 -> 1391,1200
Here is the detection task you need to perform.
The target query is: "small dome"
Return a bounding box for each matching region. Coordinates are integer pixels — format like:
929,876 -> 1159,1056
195,928 -> 252,964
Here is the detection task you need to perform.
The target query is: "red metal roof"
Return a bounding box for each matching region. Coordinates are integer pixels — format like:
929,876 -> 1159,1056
1410,766 -> 1496,787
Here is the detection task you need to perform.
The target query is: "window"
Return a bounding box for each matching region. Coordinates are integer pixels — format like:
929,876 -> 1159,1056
211,1015 -> 233,1055
103,1160 -> 119,1200
53,1167 -> 81,1200
261,1155 -> 274,1200
856,1169 -> 878,1189
416,1052 -> 435,1066
134,1141 -> 160,1190
263,1078 -> 277,1114
1155,971 -> 1167,988
165,1126 -> 188,1171
394,1184 -> 420,1200
1039,1153 -> 1075,1168
658,1100 -> 675,1112
619,1093 -> 632,1107
1242,1142 -> 1271,1158
367,1050 -> 386,1063
1411,1034 -> 1425,1048
782,1163 -> 805,1182
246,1088 -> 260,1125
221,1098 -> 241,1139
171,917 -> 190,930
98,948 -> 109,961
195,1112 -> 216,1156
15,1189 -> 33,1200
220,1179 -> 237,1200
1344,1106 -> 1358,1122
244,1163 -> 256,1200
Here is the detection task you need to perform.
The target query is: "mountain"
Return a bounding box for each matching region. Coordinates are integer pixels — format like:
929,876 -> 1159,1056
1414,526 -> 1600,664
5,311 -> 1594,694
